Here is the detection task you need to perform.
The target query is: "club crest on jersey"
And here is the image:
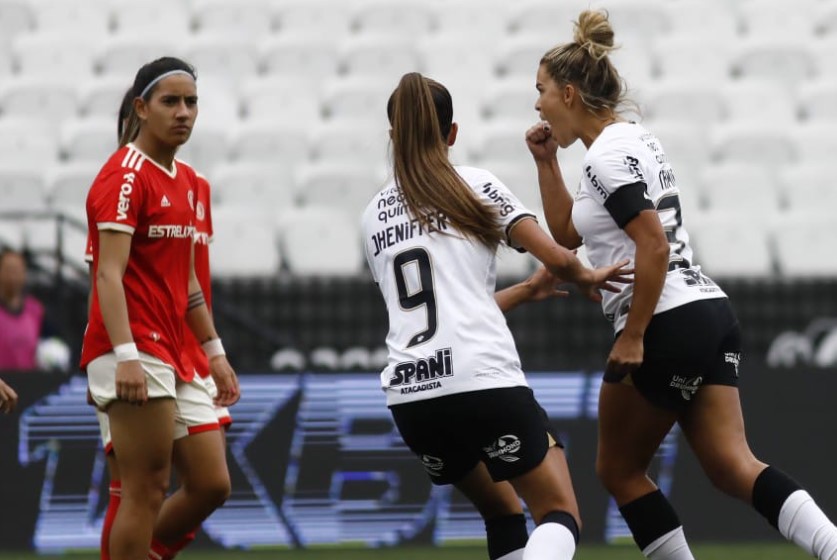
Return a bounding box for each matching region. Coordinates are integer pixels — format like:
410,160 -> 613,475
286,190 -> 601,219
483,435 -> 522,463
196,201 -> 205,221
390,348 -> 453,394
116,172 -> 136,221
187,190 -> 195,210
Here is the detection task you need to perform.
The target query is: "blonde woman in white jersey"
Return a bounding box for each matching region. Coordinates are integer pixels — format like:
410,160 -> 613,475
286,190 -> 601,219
525,10 -> 837,560
363,72 -> 632,560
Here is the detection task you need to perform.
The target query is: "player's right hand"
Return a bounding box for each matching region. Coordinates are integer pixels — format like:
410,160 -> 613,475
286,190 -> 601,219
0,379 -> 18,414
525,121 -> 560,162
115,360 -> 147,405
209,355 -> 240,407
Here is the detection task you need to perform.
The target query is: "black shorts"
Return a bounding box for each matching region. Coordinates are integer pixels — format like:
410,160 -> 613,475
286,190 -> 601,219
605,298 -> 742,412
389,386 -> 563,486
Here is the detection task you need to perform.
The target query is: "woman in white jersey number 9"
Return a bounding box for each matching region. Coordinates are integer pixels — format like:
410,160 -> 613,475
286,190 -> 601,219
526,9 -> 837,560
363,73 -> 632,560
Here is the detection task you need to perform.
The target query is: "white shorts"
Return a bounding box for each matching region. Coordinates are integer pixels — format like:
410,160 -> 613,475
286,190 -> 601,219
88,351 -> 177,410
90,353 -> 220,452
202,374 -> 233,428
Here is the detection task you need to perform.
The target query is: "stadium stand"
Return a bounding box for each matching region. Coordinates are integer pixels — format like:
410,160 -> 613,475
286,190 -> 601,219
0,0 -> 834,280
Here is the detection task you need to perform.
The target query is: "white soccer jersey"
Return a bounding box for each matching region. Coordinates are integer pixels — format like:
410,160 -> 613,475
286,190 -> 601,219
572,122 -> 726,333
363,166 -> 536,406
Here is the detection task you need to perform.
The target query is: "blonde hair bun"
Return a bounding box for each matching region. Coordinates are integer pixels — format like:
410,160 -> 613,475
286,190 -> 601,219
573,9 -> 617,61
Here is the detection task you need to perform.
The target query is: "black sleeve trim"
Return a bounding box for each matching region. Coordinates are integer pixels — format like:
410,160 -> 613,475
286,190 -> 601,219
603,182 -> 653,229
505,213 -> 537,253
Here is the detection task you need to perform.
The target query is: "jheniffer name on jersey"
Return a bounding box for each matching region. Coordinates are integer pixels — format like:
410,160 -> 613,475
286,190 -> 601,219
390,348 -> 453,393
370,214 -> 448,257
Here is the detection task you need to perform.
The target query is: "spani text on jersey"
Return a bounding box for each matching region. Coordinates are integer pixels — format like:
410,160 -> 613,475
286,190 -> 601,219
390,348 -> 453,391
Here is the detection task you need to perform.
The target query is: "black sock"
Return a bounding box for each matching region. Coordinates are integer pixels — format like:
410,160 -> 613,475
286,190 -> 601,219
485,513 -> 528,560
619,489 -> 682,551
542,510 -> 580,545
752,466 -> 802,529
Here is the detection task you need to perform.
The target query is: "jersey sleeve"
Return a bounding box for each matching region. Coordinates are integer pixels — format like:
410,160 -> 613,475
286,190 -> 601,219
86,166 -> 146,235
471,171 -> 536,250
585,147 -> 654,229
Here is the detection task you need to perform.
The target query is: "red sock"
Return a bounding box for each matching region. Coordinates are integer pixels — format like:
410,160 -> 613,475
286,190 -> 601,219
101,481 -> 121,560
148,538 -> 174,560
168,529 -> 198,558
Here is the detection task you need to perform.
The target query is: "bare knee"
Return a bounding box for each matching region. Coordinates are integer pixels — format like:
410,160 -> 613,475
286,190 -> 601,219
596,456 -> 640,496
701,452 -> 765,499
184,471 -> 231,508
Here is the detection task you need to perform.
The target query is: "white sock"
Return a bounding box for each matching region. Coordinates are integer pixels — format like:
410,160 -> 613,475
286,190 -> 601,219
778,490 -> 837,560
522,522 -> 576,560
497,549 -> 525,560
641,526 -> 695,560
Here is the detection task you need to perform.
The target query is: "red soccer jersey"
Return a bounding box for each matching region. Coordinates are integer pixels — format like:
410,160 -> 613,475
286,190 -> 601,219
181,172 -> 213,379
81,143 -> 198,382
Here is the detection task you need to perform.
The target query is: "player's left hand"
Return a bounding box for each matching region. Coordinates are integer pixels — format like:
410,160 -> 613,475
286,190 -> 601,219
209,355 -> 240,407
523,266 -> 570,302
0,378 -> 19,414
605,331 -> 644,380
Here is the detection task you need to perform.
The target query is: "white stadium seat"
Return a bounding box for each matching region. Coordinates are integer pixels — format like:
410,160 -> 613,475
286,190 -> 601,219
210,206 -> 281,277
607,0 -> 672,49
273,0 -> 353,39
721,79 -> 797,124
183,36 -> 260,84
430,0 -> 510,41
0,78 -> 78,123
730,38 -> 818,85
507,0 -> 583,40
697,163 -> 783,217
642,120 -> 712,190
175,124 -> 230,175
0,0 -> 35,41
78,77 -> 133,119
652,36 -> 734,83
320,77 -> 392,124
417,34 -> 497,101
797,79 -> 837,121
110,0 -> 192,36
494,37 -> 553,79
208,162 -> 295,212
307,119 -> 389,167
687,212 -> 774,277
495,245 -> 536,280
59,118 -> 115,163
641,79 -> 727,125
485,162 -> 543,214
771,215 -> 837,277
0,118 -> 58,166
789,123 -> 837,165
350,0 -> 435,36
0,165 -> 48,212
12,33 -> 97,79
709,122 -> 797,166
191,0 -> 275,38
239,77 -> 323,125
663,0 -> 739,40
293,162 -> 383,217
96,35 -> 179,81
278,206 -> 363,276
338,34 -> 421,84
30,0 -> 110,36
45,162 -> 100,210
777,163 -> 837,214
471,120 -> 533,165
735,0 -> 818,38
479,81 -> 540,123
227,121 -> 310,168
259,34 -> 340,82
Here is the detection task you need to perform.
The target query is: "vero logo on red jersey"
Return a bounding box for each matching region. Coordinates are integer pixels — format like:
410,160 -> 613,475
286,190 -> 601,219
116,172 -> 136,221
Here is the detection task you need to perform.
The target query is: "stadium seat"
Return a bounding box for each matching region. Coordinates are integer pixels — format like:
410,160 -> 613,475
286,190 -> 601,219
278,206 -> 363,276
110,0 -> 192,36
609,44 -> 658,89
227,121 -> 310,168
687,212 -> 774,277
239,77 -> 323,125
607,0 -> 672,49
709,122 -> 797,166
652,37 -> 734,84
210,206 -> 281,277
29,0 -> 110,36
480,81 -> 540,123
270,347 -> 306,371
260,34 -> 340,83
189,77 -> 240,130
307,119 -> 389,167
0,165 -> 48,212
481,162 -> 543,213
776,162 -> 837,214
12,33 -> 97,79
494,37 -> 554,79
45,162 -> 100,210
789,123 -> 837,165
273,0 -> 353,39
771,215 -> 837,277
309,347 -> 340,370
175,124 -> 230,175
0,78 -> 78,124
640,120 -> 711,187
78,77 -> 133,119
734,0 -> 818,38
339,346 -> 372,370
183,36 -> 260,84
0,0 -> 35,42
730,38 -> 817,85
663,0 -> 739,40
507,0 -> 584,40
350,0 -> 435,36
207,162 -> 295,211
697,163 -> 783,217
0,118 -> 58,166
0,220 -> 24,250
639,79 -> 727,125
0,43 -> 12,77
191,0 -> 275,38
320,77 -> 392,124
471,120 -> 535,165
721,79 -> 797,124
59,118 -> 116,163
797,79 -> 837,121
293,162 -> 384,217
338,34 -> 421,84
96,35 -> 179,81
431,0 -> 510,41
417,34 -> 497,101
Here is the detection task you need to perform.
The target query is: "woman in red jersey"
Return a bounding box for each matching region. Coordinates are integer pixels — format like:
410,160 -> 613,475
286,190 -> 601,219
82,57 -> 238,560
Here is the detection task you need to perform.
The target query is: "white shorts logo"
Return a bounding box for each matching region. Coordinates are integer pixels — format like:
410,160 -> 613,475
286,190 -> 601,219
420,454 -> 444,476
483,435 -> 522,463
